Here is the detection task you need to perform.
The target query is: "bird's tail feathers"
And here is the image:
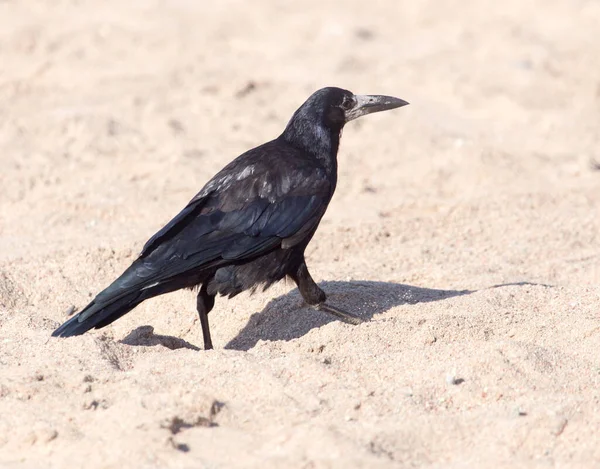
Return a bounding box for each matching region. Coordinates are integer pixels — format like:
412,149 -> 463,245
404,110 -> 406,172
51,291 -> 143,337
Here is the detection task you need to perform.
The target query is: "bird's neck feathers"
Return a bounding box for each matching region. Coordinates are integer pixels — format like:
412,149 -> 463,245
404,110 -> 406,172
279,111 -> 341,173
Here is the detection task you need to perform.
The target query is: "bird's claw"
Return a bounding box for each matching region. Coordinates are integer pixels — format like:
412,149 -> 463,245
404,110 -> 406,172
315,303 -> 364,325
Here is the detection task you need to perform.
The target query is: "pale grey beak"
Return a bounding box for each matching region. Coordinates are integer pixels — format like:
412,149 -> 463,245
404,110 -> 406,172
345,94 -> 409,122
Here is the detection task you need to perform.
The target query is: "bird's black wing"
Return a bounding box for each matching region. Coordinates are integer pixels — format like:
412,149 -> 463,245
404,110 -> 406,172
139,196 -> 206,258
92,140 -> 333,305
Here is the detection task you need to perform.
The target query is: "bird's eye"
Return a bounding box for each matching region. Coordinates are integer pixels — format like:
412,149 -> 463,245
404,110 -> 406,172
340,96 -> 355,111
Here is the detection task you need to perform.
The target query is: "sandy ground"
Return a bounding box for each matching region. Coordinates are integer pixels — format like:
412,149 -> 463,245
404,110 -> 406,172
1,0 -> 600,467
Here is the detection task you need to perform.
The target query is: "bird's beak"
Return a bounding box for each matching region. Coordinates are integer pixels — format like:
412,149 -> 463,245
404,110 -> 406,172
345,95 -> 409,122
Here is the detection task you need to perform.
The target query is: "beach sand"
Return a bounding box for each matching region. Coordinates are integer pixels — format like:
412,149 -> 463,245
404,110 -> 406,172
1,0 -> 599,467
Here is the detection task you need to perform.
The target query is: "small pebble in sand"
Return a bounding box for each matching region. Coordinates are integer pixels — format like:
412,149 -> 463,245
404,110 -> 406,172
446,369 -> 463,385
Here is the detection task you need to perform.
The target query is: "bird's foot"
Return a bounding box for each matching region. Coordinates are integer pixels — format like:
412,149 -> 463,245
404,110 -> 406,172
315,303 -> 364,325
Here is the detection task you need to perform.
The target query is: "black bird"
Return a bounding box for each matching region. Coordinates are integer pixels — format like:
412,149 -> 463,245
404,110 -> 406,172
52,87 -> 408,349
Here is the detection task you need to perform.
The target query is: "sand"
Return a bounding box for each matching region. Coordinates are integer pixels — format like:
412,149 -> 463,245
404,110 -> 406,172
1,0 -> 600,467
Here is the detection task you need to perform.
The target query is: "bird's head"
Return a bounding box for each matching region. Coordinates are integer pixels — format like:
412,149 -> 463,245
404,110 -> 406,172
281,87 -> 408,161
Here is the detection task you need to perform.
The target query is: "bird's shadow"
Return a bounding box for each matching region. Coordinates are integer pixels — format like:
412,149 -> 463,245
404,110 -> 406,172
118,281 -> 553,352
224,280 -> 473,351
121,325 -> 201,351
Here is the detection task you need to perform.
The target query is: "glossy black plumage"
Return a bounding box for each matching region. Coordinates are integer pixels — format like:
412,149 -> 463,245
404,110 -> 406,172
52,87 -> 408,348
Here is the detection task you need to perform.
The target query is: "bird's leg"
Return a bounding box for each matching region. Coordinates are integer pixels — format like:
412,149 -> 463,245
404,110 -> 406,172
196,284 -> 216,350
291,261 -> 363,325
